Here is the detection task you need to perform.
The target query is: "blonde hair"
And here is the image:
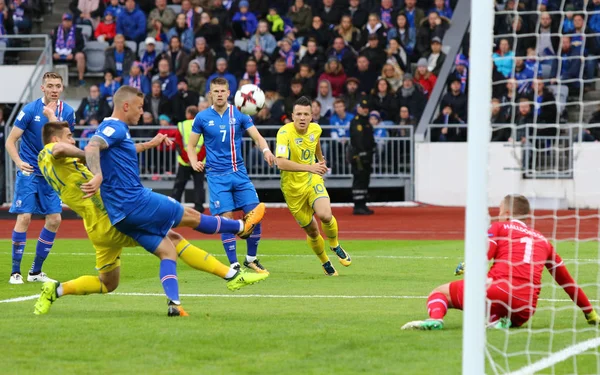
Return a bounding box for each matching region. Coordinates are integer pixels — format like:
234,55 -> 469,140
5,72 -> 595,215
113,85 -> 144,107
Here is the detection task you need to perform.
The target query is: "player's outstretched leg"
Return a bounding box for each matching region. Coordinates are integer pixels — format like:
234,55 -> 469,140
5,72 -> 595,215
179,204 -> 266,239
303,219 -> 337,276
28,216 -> 60,282
241,204 -> 268,274
34,275 -> 111,315
401,283 -> 453,331
314,199 -> 351,267
168,231 -> 269,290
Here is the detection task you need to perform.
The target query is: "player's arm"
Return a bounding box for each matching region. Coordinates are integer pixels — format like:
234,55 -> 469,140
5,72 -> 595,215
51,142 -> 86,159
187,131 -> 204,172
315,140 -> 325,163
82,136 -> 108,198
6,126 -> 33,174
187,115 -> 205,172
276,157 -> 328,175
546,248 -> 599,325
455,224 -> 499,276
135,133 -> 171,153
246,126 -> 275,166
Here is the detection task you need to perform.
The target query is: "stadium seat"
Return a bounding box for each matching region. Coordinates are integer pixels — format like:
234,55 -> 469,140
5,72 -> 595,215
0,41 -> 5,65
167,4 -> 181,13
83,41 -> 109,72
137,41 -> 165,59
125,40 -> 138,54
77,24 -> 93,41
234,39 -> 248,52
54,64 -> 70,87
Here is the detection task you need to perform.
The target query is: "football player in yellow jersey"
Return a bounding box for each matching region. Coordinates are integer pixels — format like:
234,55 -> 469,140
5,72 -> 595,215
34,120 -> 268,315
275,96 -> 352,276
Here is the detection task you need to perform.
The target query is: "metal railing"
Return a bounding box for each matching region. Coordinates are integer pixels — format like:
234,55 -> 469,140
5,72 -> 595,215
3,34 -> 53,204
4,124 -> 414,204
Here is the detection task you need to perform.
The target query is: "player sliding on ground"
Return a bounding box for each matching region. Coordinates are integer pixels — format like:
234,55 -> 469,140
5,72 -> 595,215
33,121 -> 269,316
402,194 -> 600,330
69,86 -> 267,317
275,96 -> 351,276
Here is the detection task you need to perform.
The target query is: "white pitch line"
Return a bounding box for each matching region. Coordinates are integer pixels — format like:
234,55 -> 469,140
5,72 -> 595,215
2,293 -> 598,304
0,294 -> 39,303
0,252 -> 460,260
1,252 -> 597,263
507,337 -> 600,375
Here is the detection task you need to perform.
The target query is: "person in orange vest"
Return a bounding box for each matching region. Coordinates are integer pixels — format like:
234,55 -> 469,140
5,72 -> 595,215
171,105 -> 206,212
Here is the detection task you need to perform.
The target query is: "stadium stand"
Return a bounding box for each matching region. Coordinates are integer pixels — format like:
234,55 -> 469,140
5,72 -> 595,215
6,0 -> 600,203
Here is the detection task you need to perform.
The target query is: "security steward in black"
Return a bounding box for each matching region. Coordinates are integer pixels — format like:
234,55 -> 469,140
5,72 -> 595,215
349,99 -> 375,215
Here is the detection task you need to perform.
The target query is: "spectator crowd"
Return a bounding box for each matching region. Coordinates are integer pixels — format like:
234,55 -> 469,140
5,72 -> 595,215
8,0 -> 600,146
50,0 -> 460,138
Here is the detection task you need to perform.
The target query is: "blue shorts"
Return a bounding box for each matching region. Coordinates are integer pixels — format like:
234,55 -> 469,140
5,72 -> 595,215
114,192 -> 184,253
206,171 -> 259,215
9,172 -> 62,215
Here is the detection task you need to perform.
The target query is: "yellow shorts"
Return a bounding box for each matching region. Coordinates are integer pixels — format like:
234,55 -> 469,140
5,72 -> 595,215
283,179 -> 330,228
88,217 -> 138,273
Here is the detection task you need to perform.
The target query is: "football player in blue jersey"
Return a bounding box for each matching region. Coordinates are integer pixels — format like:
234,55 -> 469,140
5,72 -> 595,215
5,72 -> 76,284
82,85 -> 268,316
186,77 -> 275,274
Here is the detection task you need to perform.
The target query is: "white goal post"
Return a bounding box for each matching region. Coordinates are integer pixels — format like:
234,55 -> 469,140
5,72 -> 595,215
462,0 -> 494,374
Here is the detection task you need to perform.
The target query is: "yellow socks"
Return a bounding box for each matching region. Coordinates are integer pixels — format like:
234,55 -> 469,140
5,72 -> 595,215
61,276 -> 108,296
307,234 -> 329,264
321,216 -> 340,248
176,239 -> 230,279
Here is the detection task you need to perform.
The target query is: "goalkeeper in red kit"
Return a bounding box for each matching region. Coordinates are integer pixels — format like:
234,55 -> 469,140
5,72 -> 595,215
402,194 -> 600,330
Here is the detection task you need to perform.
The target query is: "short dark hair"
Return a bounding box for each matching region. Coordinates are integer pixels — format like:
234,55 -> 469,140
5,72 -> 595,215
291,78 -> 303,86
42,121 -> 70,145
294,96 -> 312,107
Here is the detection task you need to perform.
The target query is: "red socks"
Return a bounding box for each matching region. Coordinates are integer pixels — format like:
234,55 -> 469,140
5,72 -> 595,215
427,292 -> 449,320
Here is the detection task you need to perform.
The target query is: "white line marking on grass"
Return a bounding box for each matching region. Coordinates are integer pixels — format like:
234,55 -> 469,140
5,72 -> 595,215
0,252 -> 461,260
1,252 -> 596,263
0,294 -> 39,303
507,337 -> 600,375
113,293 -> 428,299
1,293 -> 599,304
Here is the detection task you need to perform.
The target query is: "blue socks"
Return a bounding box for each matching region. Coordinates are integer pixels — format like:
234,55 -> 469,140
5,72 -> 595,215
242,204 -> 261,261
159,259 -> 180,304
195,214 -> 241,234
246,223 -> 261,258
11,231 -> 26,274
30,228 -> 56,274
222,233 -> 238,264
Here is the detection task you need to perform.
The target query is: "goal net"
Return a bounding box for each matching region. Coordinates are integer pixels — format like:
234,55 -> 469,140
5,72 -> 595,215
467,1 -> 600,374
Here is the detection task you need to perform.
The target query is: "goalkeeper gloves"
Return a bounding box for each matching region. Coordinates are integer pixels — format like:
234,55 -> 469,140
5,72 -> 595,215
454,262 -> 465,276
585,310 -> 600,325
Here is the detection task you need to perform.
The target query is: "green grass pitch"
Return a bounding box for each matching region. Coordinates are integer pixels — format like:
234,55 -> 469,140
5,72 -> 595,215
1,239 -> 600,374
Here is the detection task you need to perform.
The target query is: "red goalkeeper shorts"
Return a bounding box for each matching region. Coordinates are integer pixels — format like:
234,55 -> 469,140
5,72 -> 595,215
449,279 -> 535,327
